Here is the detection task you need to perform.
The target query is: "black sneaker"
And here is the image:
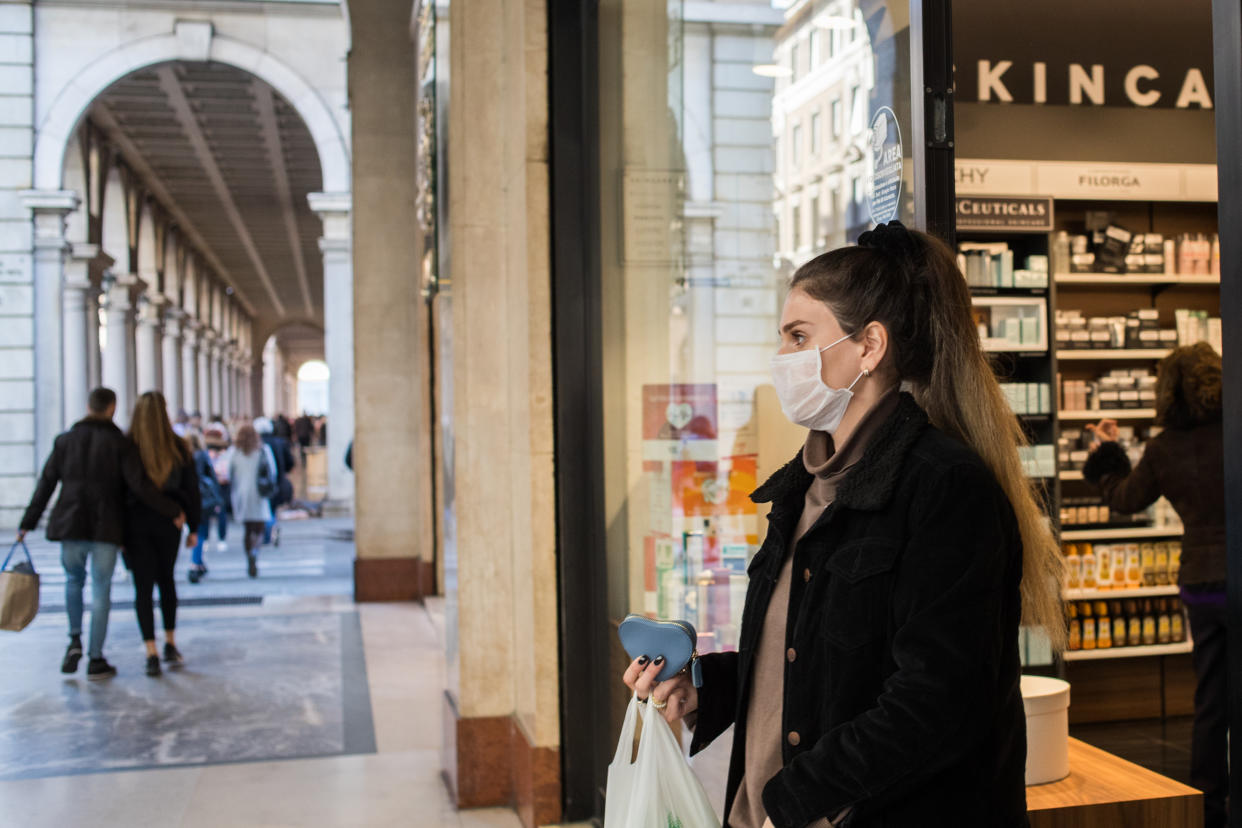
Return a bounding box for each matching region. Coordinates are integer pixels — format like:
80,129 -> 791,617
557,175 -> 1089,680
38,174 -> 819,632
145,655 -> 162,677
62,637 -> 83,674
246,552 -> 258,578
187,564 -> 205,584
86,658 -> 117,681
163,643 -> 184,667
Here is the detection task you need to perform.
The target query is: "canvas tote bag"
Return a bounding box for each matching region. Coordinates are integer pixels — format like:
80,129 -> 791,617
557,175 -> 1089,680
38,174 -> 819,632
0,541 -> 39,631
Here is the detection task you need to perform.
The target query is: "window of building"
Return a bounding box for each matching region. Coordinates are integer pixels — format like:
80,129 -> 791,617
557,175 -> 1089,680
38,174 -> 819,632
831,98 -> 842,139
809,196 -> 821,246
828,28 -> 836,59
851,84 -> 864,133
810,111 -> 821,156
791,123 -> 802,167
790,42 -> 800,81
792,204 -> 802,250
808,29 -> 821,68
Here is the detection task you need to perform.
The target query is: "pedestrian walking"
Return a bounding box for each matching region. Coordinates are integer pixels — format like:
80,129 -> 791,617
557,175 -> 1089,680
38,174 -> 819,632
624,223 -> 1064,827
186,432 -> 223,583
255,416 -> 295,546
17,387 -> 184,680
229,424 -> 276,578
1085,342 -> 1228,828
124,392 -> 201,677
206,432 -> 232,554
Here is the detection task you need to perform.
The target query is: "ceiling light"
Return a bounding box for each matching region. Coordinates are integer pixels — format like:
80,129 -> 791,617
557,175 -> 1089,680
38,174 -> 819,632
753,64 -> 793,78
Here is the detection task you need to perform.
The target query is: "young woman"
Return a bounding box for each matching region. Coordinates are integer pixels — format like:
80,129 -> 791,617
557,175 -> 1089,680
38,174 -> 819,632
624,222 -> 1064,827
229,424 -> 275,578
126,391 -> 201,677
1085,342 -> 1227,828
186,431 -> 223,583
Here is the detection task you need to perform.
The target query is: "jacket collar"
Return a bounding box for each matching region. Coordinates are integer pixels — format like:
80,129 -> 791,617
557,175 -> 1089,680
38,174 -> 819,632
73,416 -> 121,433
751,392 -> 930,513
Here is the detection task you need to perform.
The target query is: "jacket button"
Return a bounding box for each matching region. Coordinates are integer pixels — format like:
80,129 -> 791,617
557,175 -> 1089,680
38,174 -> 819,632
787,731 -> 801,747
803,568 -> 811,582
786,647 -> 797,663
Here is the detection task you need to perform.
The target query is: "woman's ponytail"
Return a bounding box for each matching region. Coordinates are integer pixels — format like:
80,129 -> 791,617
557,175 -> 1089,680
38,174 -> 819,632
791,225 -> 1066,651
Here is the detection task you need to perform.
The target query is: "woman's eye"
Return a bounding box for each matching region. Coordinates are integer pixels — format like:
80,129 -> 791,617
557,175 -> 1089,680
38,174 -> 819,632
793,333 -> 805,345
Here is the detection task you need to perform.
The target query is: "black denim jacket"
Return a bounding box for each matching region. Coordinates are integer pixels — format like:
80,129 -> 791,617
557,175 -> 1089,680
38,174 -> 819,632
690,394 -> 1029,828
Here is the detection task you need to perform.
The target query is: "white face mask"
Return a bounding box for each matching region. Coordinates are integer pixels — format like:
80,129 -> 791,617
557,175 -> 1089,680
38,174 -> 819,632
770,333 -> 867,433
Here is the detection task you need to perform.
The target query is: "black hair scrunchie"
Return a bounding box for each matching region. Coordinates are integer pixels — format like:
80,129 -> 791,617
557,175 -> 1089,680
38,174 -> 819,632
857,220 -> 920,261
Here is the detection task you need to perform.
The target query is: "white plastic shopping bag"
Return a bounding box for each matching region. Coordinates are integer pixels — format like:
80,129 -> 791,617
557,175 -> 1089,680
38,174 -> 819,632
605,694 -> 721,828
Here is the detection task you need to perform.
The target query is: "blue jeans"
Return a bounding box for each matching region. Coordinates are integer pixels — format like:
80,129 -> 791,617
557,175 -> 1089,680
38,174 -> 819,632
60,541 -> 119,660
191,508 -> 220,567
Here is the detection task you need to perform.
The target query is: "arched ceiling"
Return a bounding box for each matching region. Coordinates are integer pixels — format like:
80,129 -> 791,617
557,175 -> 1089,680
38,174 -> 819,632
89,60 -> 325,334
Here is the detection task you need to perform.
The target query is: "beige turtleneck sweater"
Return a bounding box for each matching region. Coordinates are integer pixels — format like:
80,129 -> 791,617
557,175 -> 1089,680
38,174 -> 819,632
728,386 -> 900,828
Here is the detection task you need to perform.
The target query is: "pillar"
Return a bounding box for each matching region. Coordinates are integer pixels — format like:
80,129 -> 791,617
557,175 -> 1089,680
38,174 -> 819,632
198,331 -> 212,418
20,190 -> 78,465
308,192 -> 355,510
182,323 -> 200,415
62,243 -> 107,427
134,297 -> 163,396
103,275 -> 138,429
162,307 -> 184,413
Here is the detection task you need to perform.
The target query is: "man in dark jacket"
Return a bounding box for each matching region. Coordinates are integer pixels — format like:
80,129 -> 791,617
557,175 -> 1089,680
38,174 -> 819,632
17,388 -> 184,680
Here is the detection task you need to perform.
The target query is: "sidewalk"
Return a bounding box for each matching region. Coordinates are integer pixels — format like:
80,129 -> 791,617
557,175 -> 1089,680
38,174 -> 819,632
0,519 -> 522,827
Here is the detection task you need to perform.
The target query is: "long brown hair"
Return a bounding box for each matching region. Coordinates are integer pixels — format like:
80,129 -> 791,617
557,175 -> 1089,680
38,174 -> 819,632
790,223 -> 1065,651
234,423 -> 261,455
1156,342 -> 1222,430
129,391 -> 190,488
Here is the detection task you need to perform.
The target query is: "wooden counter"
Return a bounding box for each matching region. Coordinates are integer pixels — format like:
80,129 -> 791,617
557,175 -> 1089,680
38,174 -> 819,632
1027,738 -> 1202,828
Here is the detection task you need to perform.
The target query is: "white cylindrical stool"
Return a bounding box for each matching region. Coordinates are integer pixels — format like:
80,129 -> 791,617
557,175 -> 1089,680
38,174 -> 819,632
1021,675 -> 1071,785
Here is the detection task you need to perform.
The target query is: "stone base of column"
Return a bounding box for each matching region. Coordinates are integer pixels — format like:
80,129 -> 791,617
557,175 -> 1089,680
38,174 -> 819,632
352,556 -> 433,602
441,693 -> 562,828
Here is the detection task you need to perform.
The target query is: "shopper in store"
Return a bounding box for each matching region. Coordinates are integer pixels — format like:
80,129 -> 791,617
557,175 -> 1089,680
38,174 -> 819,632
125,391 -> 201,677
1085,342 -> 1227,828
624,221 -> 1064,828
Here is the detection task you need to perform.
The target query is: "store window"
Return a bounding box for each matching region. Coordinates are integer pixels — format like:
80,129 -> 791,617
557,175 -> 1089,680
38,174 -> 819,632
592,0 -> 921,777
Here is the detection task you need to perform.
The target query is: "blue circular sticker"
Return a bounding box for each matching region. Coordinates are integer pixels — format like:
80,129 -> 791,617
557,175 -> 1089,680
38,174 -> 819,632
868,106 -> 902,225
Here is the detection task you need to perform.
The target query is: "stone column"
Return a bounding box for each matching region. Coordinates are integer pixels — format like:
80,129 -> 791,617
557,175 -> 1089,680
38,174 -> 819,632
62,243 -> 108,428
20,190 -> 79,464
197,331 -> 213,418
309,193 -> 355,510
162,307 -> 184,414
102,275 -> 138,429
134,297 -> 163,396
182,323 -> 200,415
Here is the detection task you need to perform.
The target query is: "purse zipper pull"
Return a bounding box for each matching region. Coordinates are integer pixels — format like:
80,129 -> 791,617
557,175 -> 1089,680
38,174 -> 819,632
690,650 -> 703,688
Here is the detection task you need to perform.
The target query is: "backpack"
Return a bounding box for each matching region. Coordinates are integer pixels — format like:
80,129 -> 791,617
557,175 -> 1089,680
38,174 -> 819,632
256,446 -> 279,500
198,473 -> 222,512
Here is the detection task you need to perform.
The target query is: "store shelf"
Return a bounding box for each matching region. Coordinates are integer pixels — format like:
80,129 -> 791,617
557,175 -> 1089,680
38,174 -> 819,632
1059,409 -> 1156,420
1063,641 -> 1193,661
1064,585 -> 1180,601
1061,526 -> 1184,541
1055,273 -> 1220,286
1060,470 -> 1085,481
1056,349 -> 1170,361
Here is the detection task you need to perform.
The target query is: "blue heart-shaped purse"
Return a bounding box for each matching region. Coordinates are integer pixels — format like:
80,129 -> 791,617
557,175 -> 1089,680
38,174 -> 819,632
617,614 -> 703,687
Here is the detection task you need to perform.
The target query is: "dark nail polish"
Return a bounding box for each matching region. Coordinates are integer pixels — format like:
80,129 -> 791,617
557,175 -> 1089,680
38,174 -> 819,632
653,656 -> 665,666
637,656 -> 649,666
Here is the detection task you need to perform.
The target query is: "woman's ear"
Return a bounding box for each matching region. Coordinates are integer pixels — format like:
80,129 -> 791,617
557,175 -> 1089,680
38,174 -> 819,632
859,321 -> 890,373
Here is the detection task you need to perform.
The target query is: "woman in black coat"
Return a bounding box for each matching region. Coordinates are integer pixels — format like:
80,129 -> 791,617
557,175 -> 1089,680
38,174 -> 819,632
126,391 -> 202,677
1085,342 -> 1227,828
624,223 -> 1065,827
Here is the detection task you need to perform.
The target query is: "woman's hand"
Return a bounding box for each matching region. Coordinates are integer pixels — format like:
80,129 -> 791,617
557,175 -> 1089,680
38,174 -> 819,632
623,656 -> 698,725
186,533 -> 198,549
173,512 -> 186,530
1085,418 -> 1120,451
